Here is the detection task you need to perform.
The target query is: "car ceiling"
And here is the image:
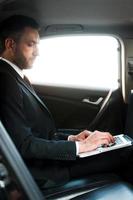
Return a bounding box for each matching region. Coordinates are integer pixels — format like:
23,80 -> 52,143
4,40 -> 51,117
0,0 -> 133,36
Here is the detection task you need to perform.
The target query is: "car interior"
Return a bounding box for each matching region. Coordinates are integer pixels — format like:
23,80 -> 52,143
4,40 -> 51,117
1,0 -> 133,199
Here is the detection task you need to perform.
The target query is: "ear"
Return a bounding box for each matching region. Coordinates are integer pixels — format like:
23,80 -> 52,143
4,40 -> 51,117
4,38 -> 16,51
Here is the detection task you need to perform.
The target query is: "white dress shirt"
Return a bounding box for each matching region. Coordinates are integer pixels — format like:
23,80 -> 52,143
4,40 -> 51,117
0,57 -> 24,78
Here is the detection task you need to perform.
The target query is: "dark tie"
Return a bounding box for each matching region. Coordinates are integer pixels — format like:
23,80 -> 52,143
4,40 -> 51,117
23,75 -> 55,123
23,75 -> 35,92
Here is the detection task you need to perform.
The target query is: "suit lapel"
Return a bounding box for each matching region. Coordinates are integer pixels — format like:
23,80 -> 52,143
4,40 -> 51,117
0,60 -> 53,119
17,77 -> 53,117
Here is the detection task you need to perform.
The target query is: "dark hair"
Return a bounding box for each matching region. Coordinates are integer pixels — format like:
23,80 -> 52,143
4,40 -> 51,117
0,15 -> 40,54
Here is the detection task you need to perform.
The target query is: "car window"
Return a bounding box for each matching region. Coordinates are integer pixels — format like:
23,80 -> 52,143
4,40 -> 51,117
25,35 -> 120,90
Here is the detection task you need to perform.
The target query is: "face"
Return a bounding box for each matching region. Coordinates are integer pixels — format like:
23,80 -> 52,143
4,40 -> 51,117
12,27 -> 39,69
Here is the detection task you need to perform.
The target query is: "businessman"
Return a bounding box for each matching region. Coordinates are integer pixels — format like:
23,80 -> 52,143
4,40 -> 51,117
0,15 -> 124,188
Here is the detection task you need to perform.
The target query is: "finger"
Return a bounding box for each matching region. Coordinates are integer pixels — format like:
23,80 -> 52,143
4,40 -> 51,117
97,138 -> 110,147
94,131 -> 114,143
84,130 -> 92,136
103,132 -> 115,143
68,135 -> 76,141
80,130 -> 91,139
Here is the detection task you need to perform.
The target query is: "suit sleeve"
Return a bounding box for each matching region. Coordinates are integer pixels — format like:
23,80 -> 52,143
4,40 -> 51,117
0,73 -> 77,161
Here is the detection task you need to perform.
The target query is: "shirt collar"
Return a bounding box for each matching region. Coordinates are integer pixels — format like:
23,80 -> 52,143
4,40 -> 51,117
0,57 -> 24,78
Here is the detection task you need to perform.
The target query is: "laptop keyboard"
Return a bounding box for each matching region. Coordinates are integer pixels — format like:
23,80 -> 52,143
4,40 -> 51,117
114,136 -> 123,145
103,136 -> 123,147
99,135 -> 132,148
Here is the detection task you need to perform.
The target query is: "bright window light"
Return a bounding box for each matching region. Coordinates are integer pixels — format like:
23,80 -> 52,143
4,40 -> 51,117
25,35 -> 119,90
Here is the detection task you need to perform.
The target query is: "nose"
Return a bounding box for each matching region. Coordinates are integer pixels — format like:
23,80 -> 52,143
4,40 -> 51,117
33,45 -> 39,57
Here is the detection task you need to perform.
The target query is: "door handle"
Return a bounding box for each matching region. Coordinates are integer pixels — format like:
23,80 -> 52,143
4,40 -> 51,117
82,97 -> 103,105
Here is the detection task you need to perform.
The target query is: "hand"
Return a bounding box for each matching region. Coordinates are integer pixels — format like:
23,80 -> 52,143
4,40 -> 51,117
68,130 -> 91,142
78,130 -> 115,153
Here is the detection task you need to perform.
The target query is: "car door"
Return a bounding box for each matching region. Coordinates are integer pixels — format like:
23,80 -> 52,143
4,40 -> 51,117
25,34 -> 126,135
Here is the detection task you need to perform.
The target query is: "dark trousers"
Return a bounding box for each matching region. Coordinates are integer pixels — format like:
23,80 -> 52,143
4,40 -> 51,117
28,147 -> 133,189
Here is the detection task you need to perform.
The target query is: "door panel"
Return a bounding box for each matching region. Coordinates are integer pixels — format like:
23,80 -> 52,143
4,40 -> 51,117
34,84 -> 126,134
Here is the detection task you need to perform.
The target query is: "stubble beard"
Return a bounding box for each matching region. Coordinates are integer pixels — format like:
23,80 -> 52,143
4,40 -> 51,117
13,51 -> 32,70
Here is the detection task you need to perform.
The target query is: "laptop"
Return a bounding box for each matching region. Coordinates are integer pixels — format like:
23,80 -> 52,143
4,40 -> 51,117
79,134 -> 133,158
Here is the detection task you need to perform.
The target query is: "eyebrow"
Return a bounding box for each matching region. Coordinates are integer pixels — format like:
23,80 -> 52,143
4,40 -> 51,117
27,39 -> 39,45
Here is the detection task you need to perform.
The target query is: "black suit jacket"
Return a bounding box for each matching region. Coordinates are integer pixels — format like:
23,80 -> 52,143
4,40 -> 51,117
0,60 -> 76,185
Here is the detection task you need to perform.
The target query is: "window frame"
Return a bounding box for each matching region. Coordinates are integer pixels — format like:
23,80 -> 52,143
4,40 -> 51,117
25,33 -> 122,91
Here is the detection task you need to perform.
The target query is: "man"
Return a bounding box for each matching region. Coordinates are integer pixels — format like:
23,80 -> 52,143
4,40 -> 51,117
0,15 -> 121,188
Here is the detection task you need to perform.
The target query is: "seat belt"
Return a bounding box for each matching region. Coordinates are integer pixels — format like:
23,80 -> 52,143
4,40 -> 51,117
88,89 -> 113,130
